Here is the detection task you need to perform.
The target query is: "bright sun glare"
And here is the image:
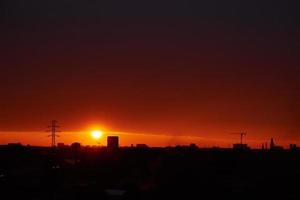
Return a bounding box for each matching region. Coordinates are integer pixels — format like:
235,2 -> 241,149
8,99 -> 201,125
91,130 -> 103,139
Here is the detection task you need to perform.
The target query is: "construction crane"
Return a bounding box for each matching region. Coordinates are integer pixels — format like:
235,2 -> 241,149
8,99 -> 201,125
231,132 -> 247,145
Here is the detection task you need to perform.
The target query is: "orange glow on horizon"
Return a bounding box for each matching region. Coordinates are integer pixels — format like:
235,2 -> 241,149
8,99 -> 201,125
0,129 -> 298,149
0,124 -> 299,148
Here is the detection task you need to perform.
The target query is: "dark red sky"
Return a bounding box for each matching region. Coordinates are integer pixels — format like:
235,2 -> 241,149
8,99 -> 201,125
1,0 -> 300,145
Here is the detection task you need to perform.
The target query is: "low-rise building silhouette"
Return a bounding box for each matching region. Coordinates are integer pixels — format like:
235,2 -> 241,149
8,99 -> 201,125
289,144 -> 300,150
189,143 -> 198,149
136,144 -> 149,148
71,142 -> 81,149
57,143 -> 66,148
233,143 -> 250,150
7,143 -> 22,147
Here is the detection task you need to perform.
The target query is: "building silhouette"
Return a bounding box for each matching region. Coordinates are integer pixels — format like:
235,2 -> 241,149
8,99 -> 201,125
71,142 -> 81,149
232,132 -> 249,150
107,136 -> 119,150
270,138 -> 275,149
289,144 -> 300,150
57,143 -> 66,148
270,138 -> 283,150
136,144 -> 149,148
233,143 -> 250,150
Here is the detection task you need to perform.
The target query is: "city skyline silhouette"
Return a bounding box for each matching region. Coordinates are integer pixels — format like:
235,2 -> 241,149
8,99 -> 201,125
1,1 -> 300,199
1,0 -> 300,146
0,118 -> 298,148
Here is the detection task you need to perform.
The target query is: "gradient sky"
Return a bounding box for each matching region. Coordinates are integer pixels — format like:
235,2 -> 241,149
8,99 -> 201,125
1,0 -> 300,147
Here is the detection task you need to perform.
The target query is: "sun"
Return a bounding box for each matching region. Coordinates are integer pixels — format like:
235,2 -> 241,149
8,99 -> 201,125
91,130 -> 103,139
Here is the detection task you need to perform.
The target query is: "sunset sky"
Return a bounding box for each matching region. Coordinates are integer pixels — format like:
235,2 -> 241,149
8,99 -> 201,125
1,0 -> 300,147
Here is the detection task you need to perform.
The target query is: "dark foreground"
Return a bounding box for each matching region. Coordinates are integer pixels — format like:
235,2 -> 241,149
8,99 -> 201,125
0,145 -> 300,200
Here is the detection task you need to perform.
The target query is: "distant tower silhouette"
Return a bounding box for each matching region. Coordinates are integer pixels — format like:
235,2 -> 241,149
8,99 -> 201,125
240,132 -> 246,145
232,132 -> 249,150
47,120 -> 60,148
232,132 -> 246,145
270,138 -> 275,149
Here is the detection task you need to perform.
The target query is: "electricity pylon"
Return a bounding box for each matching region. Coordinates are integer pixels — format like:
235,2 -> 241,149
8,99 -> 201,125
47,120 -> 60,148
